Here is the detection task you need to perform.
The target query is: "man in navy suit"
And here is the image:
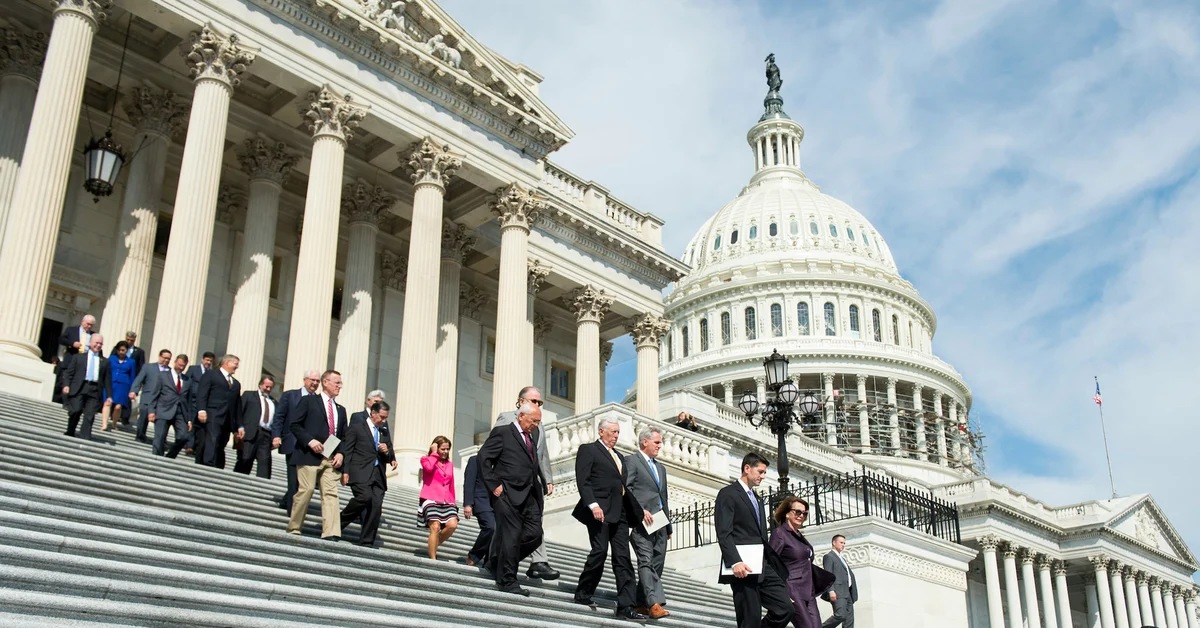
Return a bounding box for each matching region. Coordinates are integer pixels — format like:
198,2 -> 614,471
58,314 -> 95,357
334,400 -> 395,547
716,452 -> 793,628
271,369 -> 320,511
193,355 -> 241,468
286,369 -> 346,540
184,352 -> 215,407
234,375 -> 276,478
146,354 -> 193,457
123,331 -> 146,374
462,453 -> 495,568
60,333 -> 112,439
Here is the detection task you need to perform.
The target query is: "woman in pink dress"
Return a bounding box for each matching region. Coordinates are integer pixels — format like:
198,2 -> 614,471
418,435 -> 459,559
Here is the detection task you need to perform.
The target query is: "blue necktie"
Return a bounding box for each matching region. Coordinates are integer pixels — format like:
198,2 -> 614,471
748,490 -> 761,526
86,352 -> 97,381
646,458 -> 662,510
371,425 -> 380,466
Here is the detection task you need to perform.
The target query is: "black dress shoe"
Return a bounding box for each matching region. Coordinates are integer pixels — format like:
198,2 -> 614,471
322,536 -> 341,542
615,607 -> 649,622
526,562 -> 560,580
499,586 -> 530,597
573,597 -> 598,610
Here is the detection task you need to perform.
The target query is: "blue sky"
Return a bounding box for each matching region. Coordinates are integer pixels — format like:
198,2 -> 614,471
445,0 -> 1200,564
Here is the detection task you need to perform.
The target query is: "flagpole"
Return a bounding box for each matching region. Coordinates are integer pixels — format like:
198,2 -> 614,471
1095,376 -> 1117,499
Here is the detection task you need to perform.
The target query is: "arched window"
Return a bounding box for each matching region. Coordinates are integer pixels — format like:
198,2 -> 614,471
828,224 -> 838,238
720,312 -> 731,345
862,233 -> 871,248
824,302 -> 837,336
847,227 -> 855,242
872,308 -> 882,342
790,220 -> 800,235
849,305 -> 860,337
700,318 -> 710,351
769,223 -> 778,237
749,225 -> 758,240
797,302 -> 810,335
892,314 -> 900,345
730,230 -> 739,245
770,303 -> 783,337
681,326 -> 690,356
713,235 -> 721,250
745,307 -> 757,340
809,222 -> 819,235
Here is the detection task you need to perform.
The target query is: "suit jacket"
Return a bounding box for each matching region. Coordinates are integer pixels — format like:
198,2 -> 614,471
288,393 -> 347,467
769,527 -> 836,596
238,390 -> 276,440
183,365 -> 211,408
624,450 -> 669,521
129,363 -> 163,400
272,388 -> 312,455
714,480 -> 785,584
477,422 -> 546,507
128,345 -> 146,374
61,350 -> 112,398
194,368 -> 241,431
337,418 -> 393,486
572,440 -> 637,526
821,550 -> 858,604
58,326 -> 91,356
144,368 -> 191,423
462,455 -> 492,514
495,410 -> 551,482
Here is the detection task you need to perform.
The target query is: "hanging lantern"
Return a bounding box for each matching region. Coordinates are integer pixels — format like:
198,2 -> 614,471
82,129 -> 126,201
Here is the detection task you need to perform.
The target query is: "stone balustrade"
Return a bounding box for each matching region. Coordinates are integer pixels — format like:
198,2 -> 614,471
540,160 -> 664,248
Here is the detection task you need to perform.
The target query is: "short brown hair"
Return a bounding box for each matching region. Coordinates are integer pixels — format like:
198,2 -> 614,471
773,495 -> 810,526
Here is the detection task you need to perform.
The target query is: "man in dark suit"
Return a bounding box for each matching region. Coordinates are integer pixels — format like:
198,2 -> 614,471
462,453 -> 495,568
129,349 -> 171,439
477,401 -> 547,596
144,353 -> 192,456
348,390 -> 385,426
58,314 -> 95,357
716,452 -> 793,628
60,334 -> 112,440
626,427 -> 671,620
123,331 -> 146,374
233,375 -> 276,478
493,385 -> 559,581
184,352 -> 216,407
820,534 -> 858,628
571,418 -> 646,621
334,400 -> 395,547
286,369 -> 346,540
271,369 -> 320,511
193,354 -> 241,468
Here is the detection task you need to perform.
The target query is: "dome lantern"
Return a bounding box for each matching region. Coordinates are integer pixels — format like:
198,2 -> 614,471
749,54 -> 806,179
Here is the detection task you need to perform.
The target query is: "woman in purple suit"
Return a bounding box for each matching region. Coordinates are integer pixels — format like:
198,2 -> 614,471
769,496 -> 833,628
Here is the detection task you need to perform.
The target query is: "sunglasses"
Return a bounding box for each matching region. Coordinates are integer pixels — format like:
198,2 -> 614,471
522,398 -> 544,407
790,509 -> 808,516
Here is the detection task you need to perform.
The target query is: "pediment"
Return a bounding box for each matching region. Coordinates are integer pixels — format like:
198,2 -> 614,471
1108,496 -> 1197,566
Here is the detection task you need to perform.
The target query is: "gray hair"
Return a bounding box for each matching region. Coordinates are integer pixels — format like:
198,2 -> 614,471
597,417 -> 619,432
303,369 -> 321,379
366,389 -> 385,400
220,354 -> 240,367
638,427 -> 662,444
517,402 -> 536,416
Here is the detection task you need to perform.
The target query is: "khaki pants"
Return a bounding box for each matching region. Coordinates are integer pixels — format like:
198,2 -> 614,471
287,458 -> 342,538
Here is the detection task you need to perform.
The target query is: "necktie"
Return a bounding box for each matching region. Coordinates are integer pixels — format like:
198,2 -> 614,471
521,430 -> 535,461
174,371 -> 182,393
226,374 -> 232,387
86,352 -> 97,381
608,447 -> 623,473
260,394 -> 270,429
647,458 -> 662,510
326,397 -> 335,435
748,490 -> 761,526
371,425 -> 380,466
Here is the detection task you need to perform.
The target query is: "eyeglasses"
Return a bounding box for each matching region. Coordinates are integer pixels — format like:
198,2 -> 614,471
790,509 -> 808,516
522,398 -> 544,407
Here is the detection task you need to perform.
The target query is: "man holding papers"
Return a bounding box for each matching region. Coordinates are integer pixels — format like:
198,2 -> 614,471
286,369 -> 347,540
715,452 -> 793,628
625,427 -> 672,620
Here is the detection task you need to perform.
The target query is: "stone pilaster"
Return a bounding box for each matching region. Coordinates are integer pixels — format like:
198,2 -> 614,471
100,86 -> 187,343
488,183 -> 544,419
722,379 -> 735,407
394,137 -> 459,467
334,178 -> 393,405
0,0 -> 111,398
1091,555 -> 1117,628
979,536 -> 1006,628
151,25 -> 255,361
1002,544 -> 1023,628
565,285 -> 612,413
283,85 -> 366,388
627,312 -> 669,419
0,22 -> 48,232
856,374 -> 870,453
430,222 -> 474,439
1055,561 -> 1074,628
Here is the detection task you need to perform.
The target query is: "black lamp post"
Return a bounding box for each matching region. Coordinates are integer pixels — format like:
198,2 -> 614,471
737,349 -> 824,493
80,15 -> 132,202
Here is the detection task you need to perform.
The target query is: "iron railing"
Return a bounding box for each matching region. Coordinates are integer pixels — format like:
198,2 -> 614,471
666,469 -> 960,551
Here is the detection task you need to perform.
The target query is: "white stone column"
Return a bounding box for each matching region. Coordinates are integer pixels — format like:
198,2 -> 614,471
224,138 -> 294,383
488,183 -> 544,420
912,383 -> 927,460
525,259 -> 549,382
1173,587 -> 1187,628
948,401 -> 961,464
1138,573 -> 1155,626
1055,561 -> 1074,628
1109,562 -> 1129,628
1121,567 -> 1140,628
628,313 -> 670,420
755,376 -> 767,409
100,87 -> 187,341
1087,577 -> 1101,628
1151,578 -> 1168,627
932,390 -> 948,465
1003,545 -> 1024,628
1022,549 -> 1043,628
1091,556 -> 1117,628
856,374 -> 871,453
1165,586 -> 1179,628
981,536 -> 1007,628
823,372 -> 837,445
566,285 -> 613,413
151,26 -> 255,360
0,22 -> 47,234
1039,555 -> 1060,628
429,222 -> 474,437
887,377 -> 901,454
1184,591 -> 1197,628
0,0 -> 111,397
333,179 -> 393,404
722,379 -> 735,407
283,86 -> 367,388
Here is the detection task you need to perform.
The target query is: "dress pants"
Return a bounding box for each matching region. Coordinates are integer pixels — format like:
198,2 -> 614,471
340,465 -> 385,546
730,562 -> 793,628
820,598 -> 854,628
65,382 -> 102,439
631,526 -> 668,607
194,418 -> 228,468
134,402 -> 150,439
490,493 -> 542,591
467,509 -> 495,564
287,458 -> 341,537
280,456 -> 298,510
153,414 -> 189,456
233,431 -> 272,478
575,518 -> 637,609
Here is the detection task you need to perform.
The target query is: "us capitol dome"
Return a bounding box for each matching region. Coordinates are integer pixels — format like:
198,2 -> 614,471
657,60 -> 980,483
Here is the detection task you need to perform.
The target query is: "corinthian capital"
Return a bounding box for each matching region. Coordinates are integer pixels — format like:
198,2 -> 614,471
600,340 -> 613,367
459,283 -> 488,319
379,249 -> 407,290
182,25 -> 255,88
52,0 -> 112,24
216,184 -> 246,225
123,86 -> 188,138
626,312 -> 670,348
303,85 -> 368,141
1020,548 -> 1037,566
1088,554 -> 1110,572
342,179 -> 395,226
238,137 -> 297,184
405,137 -> 460,188
564,285 -> 613,324
527,259 -> 550,295
0,23 -> 48,80
533,313 -> 552,342
491,183 -> 545,232
441,222 -> 476,262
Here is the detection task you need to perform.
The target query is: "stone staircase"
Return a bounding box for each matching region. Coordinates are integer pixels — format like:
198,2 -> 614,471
0,392 -> 736,627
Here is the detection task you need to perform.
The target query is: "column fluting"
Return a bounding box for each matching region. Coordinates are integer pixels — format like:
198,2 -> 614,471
566,285 -> 613,413
980,536 -> 1007,628
886,377 -> 900,453
628,313 -> 670,420
429,222 -> 474,438
1151,578 -> 1167,627
1002,545 -> 1023,628
1109,562 -> 1130,628
1021,549 -> 1043,628
0,22 -> 47,234
856,374 -> 871,452
524,259 -> 549,383
1122,567 -> 1141,628
1038,555 -> 1059,628
1091,556 -> 1117,628
1055,561 -> 1074,628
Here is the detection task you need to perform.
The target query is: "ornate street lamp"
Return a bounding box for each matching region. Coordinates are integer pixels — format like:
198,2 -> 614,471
80,16 -> 133,202
739,349 -> 825,493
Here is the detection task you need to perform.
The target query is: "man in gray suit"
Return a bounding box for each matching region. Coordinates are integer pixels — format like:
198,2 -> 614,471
625,427 -> 671,620
128,349 -> 171,438
493,385 -> 559,581
145,354 -> 193,458
821,534 -> 858,628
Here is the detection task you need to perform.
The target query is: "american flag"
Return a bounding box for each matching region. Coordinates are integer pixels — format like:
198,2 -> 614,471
1093,378 -> 1102,406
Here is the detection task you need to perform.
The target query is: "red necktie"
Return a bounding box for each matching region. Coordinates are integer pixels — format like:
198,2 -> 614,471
175,372 -> 181,393
326,397 -> 335,435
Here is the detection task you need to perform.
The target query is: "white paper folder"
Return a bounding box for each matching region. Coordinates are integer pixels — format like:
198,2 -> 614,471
719,544 -> 764,576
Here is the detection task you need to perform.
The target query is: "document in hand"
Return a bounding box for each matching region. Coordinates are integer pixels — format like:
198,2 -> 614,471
719,544 -> 764,577
322,434 -> 341,458
643,510 -> 671,534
